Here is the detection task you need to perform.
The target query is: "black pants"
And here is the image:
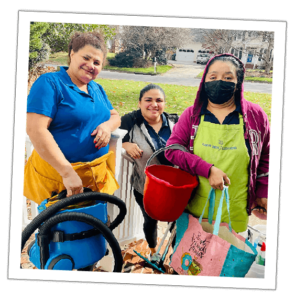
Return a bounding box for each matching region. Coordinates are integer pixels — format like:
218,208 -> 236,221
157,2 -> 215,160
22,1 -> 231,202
133,189 -> 176,249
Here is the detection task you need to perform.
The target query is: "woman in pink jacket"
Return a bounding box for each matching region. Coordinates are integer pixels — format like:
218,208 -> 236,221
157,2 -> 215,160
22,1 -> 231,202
165,53 -> 269,233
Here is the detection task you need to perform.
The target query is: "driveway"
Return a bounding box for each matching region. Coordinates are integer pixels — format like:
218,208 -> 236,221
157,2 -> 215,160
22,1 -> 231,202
161,60 -> 206,78
44,63 -> 272,94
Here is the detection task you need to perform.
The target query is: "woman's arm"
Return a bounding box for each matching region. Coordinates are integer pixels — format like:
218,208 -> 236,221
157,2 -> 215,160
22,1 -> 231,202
27,112 -> 83,197
165,107 -> 213,178
92,109 -> 121,149
253,111 -> 270,218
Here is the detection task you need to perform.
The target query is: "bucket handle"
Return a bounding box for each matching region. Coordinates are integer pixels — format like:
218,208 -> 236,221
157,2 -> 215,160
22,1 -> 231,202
145,144 -> 189,169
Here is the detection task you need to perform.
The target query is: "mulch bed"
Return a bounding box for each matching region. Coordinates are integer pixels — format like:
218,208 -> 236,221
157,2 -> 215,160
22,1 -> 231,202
245,71 -> 272,78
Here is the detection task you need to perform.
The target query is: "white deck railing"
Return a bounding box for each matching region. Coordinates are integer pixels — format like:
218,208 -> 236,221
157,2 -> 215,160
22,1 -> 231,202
22,128 -> 144,246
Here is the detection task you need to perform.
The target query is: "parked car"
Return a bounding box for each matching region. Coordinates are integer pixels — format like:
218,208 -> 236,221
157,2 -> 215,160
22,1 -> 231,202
197,53 -> 210,64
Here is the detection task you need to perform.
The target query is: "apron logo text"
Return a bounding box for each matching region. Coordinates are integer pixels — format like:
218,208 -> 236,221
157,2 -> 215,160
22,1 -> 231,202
202,143 -> 237,150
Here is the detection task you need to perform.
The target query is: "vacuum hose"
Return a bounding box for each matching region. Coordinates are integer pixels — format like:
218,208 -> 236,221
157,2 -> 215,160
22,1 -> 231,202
37,212 -> 123,271
21,190 -> 127,272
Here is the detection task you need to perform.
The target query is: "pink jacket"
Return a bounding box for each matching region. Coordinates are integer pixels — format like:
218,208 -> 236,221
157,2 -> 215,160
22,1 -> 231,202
165,53 -> 270,215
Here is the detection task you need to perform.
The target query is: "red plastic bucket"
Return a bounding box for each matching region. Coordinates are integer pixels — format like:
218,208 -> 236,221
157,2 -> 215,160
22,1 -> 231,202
143,164 -> 198,222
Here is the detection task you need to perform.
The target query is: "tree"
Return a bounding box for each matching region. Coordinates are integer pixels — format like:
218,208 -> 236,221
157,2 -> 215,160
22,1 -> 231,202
117,26 -> 193,61
199,29 -> 274,74
199,29 -> 259,55
29,22 -> 50,69
256,31 -> 274,74
41,23 -> 116,53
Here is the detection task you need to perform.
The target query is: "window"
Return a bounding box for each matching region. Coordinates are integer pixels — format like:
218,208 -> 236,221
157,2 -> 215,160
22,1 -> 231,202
179,49 -> 183,52
239,47 -> 242,59
258,48 -> 263,61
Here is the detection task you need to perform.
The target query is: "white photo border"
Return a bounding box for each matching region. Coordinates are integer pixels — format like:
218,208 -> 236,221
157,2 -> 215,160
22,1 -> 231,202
8,10 -> 286,290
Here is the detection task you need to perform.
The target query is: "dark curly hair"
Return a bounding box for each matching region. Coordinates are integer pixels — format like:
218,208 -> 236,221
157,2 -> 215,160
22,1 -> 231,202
139,84 -> 166,101
201,54 -> 245,102
67,31 -> 107,66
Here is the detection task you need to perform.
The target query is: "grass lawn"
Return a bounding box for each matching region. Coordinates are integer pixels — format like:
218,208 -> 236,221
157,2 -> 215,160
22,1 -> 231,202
196,71 -> 272,83
47,52 -> 68,65
45,52 -> 271,122
244,77 -> 272,83
95,78 -> 272,123
46,52 -> 116,66
104,65 -> 173,75
45,51 -> 173,74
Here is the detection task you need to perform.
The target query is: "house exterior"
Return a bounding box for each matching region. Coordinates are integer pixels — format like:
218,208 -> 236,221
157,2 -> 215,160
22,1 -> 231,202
174,31 -> 274,69
175,41 -> 203,62
230,32 -> 274,69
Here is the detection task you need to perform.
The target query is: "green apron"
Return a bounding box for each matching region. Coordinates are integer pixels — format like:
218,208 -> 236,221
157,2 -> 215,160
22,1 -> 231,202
186,114 -> 249,232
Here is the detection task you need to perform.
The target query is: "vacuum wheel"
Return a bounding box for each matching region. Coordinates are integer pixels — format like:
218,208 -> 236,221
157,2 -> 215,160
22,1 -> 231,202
47,255 -> 75,270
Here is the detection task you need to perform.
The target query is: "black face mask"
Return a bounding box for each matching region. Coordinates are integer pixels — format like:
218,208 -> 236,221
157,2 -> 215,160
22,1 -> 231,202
204,80 -> 236,105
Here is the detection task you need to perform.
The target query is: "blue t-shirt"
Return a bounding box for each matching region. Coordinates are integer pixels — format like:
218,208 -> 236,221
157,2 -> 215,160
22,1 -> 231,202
27,67 -> 113,163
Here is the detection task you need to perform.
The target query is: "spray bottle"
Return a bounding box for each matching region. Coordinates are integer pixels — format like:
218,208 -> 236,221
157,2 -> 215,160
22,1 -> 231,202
256,241 -> 266,266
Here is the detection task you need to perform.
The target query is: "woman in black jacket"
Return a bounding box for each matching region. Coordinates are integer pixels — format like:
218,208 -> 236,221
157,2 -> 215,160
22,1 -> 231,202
120,84 -> 178,257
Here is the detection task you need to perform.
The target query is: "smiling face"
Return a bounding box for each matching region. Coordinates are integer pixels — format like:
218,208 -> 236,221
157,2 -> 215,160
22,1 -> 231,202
138,89 -> 165,122
68,44 -> 104,86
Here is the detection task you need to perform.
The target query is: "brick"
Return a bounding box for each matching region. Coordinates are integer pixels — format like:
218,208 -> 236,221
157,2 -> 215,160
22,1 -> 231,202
142,267 -> 153,274
132,264 -> 143,274
131,255 -> 143,264
136,239 -> 144,244
123,252 -> 133,263
126,248 -> 136,255
135,242 -> 145,252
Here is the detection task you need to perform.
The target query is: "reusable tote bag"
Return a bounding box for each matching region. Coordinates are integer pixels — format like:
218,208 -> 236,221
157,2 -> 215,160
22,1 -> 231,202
170,187 -> 257,277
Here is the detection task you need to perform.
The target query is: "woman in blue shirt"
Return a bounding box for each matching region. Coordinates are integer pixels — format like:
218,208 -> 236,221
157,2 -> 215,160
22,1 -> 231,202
120,84 -> 178,257
26,31 -> 120,199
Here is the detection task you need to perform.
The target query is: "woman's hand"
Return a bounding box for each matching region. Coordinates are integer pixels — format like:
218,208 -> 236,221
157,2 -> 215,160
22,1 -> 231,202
122,142 -> 143,159
251,198 -> 267,220
61,167 -> 84,197
91,123 -> 112,150
208,166 -> 230,190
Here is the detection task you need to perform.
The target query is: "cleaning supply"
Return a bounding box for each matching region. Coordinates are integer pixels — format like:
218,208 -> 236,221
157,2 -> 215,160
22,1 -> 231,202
134,222 -> 177,274
22,188 -> 127,271
143,144 -> 198,222
170,187 -> 258,277
256,242 -> 266,266
253,234 -> 262,249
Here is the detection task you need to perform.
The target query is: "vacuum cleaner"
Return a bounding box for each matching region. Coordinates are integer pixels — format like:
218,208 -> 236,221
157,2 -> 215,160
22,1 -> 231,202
21,188 -> 126,272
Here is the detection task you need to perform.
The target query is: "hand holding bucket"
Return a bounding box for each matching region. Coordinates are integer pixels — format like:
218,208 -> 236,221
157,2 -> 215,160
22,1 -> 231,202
143,144 -> 199,222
